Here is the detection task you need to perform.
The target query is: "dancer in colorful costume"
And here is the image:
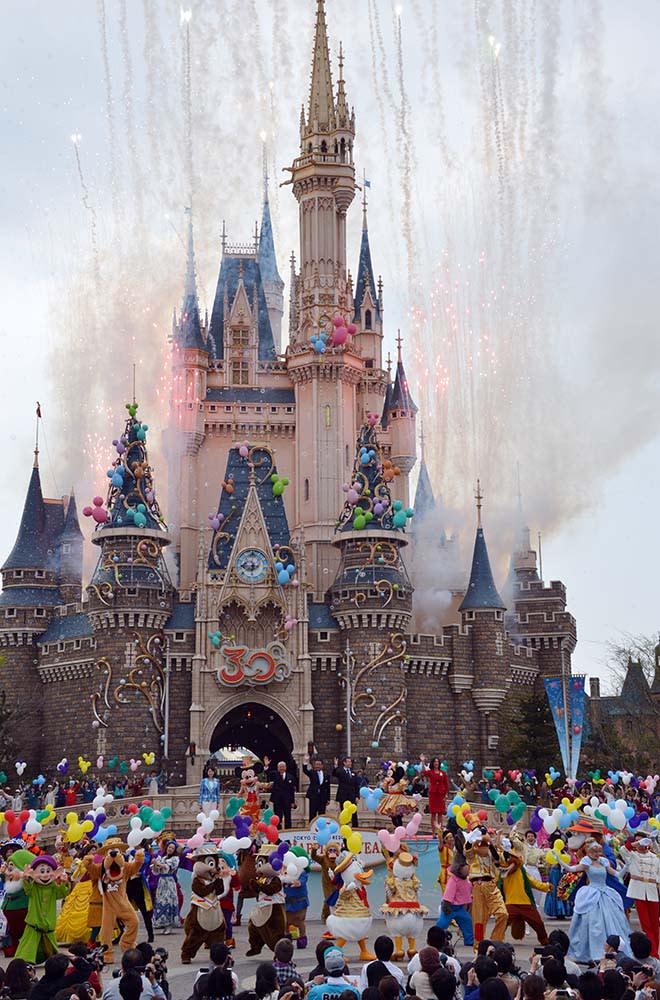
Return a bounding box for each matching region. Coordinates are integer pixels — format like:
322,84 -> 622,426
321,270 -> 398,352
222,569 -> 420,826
16,856 -> 70,964
618,833 -> 660,957
465,828 -> 508,946
499,837 -> 550,944
381,850 -> 428,961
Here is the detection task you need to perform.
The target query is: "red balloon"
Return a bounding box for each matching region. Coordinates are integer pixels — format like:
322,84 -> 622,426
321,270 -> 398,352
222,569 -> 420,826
478,810 -> 488,821
265,825 -> 279,843
19,810 -> 29,822
271,815 -> 280,828
141,799 -> 152,807
127,803 -> 139,814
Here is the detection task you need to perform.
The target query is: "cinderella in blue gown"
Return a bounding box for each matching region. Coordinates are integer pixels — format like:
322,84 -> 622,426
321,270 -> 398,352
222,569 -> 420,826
567,855 -> 632,963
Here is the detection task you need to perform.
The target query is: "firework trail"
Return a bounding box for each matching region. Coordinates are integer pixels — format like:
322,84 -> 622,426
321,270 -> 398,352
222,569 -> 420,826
181,7 -> 194,204
97,0 -> 122,237
576,0 -> 615,206
71,134 -> 101,291
118,0 -> 146,235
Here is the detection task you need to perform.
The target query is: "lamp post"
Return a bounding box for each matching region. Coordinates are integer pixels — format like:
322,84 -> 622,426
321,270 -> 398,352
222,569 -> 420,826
339,642 -> 356,758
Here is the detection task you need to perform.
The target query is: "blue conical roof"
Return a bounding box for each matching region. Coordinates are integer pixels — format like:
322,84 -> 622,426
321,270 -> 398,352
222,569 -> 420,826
458,527 -> 505,611
353,224 -> 380,322
209,255 -> 276,361
390,357 -> 418,413
414,458 -> 435,522
61,492 -> 83,540
259,196 -> 283,287
177,214 -> 207,353
2,460 -> 48,571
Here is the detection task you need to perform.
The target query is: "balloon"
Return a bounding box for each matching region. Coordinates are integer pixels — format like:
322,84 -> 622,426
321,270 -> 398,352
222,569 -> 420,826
346,832 -> 362,854
495,795 -> 509,813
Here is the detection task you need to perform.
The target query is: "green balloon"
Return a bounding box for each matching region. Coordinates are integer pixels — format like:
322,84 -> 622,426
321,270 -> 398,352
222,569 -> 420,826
161,807 -> 172,819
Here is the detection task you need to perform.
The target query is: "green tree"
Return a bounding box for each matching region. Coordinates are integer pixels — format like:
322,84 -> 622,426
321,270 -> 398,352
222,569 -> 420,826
503,690 -> 561,773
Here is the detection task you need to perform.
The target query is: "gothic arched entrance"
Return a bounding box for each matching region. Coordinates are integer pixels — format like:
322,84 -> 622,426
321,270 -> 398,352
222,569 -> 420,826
210,701 -> 293,766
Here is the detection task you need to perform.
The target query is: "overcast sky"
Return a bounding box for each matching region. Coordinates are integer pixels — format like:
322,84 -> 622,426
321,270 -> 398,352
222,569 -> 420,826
1,0 -> 659,692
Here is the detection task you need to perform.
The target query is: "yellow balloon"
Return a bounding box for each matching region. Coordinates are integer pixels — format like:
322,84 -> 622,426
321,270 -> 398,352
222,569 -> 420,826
561,797 -> 570,807
573,798 -> 583,809
0,812 -> 4,824
451,804 -> 460,816
553,839 -> 565,852
340,824 -> 352,839
65,811 -> 77,825
456,813 -> 468,829
346,832 -> 362,854
545,850 -> 557,866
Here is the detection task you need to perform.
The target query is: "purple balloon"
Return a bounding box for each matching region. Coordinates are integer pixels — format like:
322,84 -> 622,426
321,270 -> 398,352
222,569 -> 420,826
530,814 -> 543,833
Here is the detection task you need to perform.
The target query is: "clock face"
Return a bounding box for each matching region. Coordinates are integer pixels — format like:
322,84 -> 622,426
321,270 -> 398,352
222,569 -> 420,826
235,548 -> 269,583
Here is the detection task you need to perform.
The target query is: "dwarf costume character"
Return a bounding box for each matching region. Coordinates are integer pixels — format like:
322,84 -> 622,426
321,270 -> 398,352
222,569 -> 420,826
465,829 -> 508,946
381,851 -> 428,961
326,852 -> 374,961
15,856 -> 70,964
1,849 -> 34,957
310,840 -> 342,921
85,838 -> 143,964
218,852 -> 242,948
499,838 -> 550,944
246,844 -> 287,956
619,835 -> 660,957
182,844 -> 232,964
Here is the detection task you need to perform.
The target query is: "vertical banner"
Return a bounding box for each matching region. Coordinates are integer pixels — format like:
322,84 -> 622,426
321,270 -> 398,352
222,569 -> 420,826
544,677 -> 569,775
569,675 -> 587,779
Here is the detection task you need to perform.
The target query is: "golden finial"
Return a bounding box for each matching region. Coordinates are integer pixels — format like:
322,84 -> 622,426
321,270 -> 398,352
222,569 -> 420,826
475,479 -> 483,528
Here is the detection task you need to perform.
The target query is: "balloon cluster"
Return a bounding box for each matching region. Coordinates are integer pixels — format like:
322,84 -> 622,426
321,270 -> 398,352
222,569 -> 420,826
186,808 -> 221,849
545,766 -> 561,786
257,814 -> 281,842
83,496 -> 110,524
78,756 -> 92,774
15,761 -> 26,776
221,476 -> 235,495
221,815 -> 253,854
310,330 -> 328,354
378,812 -> 422,852
208,511 -> 225,531
57,758 -> 69,775
226,796 -> 245,819
448,795 -> 480,830
143,752 -> 155,765
65,811 -> 94,843
367,412 -> 379,428
313,817 -> 340,845
461,760 -> 475,783
113,435 -> 128,456
238,440 -> 250,458
381,459 -> 401,483
359,785 -> 385,811
125,504 -> 148,528
208,630 -> 223,648
271,474 -> 290,497
392,500 -> 414,528
107,466 -> 124,489
546,838 -> 571,866
329,314 -> 357,347
488,787 -> 526,824
32,774 -> 46,787
339,801 -> 357,826
274,546 -> 296,586
283,614 -> 297,632
359,445 -> 376,467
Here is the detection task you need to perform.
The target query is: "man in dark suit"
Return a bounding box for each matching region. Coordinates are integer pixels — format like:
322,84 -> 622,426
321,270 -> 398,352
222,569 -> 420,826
332,756 -> 360,828
269,760 -> 296,828
303,756 -> 331,820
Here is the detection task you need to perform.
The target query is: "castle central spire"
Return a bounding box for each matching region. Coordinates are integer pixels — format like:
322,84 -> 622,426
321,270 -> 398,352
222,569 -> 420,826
307,0 -> 335,132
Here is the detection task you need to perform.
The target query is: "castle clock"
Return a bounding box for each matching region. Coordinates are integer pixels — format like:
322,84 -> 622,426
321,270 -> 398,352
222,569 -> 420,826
235,548 -> 269,583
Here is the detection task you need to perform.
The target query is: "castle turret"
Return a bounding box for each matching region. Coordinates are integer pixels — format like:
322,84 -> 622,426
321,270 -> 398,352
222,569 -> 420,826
328,420 -> 413,761
259,156 -> 284,353
0,449 -> 66,768
58,490 -> 83,604
382,334 -> 417,505
353,187 -> 388,429
458,483 -> 509,763
86,400 -> 173,758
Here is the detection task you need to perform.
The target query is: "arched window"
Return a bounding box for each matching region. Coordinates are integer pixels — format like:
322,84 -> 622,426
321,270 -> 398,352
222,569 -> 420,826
320,140 -> 327,154
307,142 -> 312,153
365,309 -> 372,330
304,478 -> 310,502
340,137 -> 346,163
324,404 -> 332,428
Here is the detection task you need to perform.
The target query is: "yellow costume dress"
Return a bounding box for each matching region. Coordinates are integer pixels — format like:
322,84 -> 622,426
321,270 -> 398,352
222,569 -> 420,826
438,843 -> 454,891
55,859 -> 92,944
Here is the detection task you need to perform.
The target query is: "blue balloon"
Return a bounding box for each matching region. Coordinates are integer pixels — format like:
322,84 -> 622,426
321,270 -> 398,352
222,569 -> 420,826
278,570 -> 289,585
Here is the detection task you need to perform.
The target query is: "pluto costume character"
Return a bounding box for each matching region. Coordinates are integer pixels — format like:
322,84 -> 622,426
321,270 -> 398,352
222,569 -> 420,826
381,851 -> 428,960
181,845 -> 230,964
326,852 -> 374,961
86,839 -> 142,963
246,843 -> 287,956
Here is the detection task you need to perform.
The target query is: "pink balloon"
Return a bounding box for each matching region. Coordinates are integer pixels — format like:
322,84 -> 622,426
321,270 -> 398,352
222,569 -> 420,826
93,496 -> 104,506
332,314 -> 344,327
96,756 -> 104,769
239,446 -> 249,458
347,323 -> 357,335
347,489 -> 359,505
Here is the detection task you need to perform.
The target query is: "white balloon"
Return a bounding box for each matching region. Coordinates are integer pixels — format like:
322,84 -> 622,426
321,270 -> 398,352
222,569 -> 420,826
610,812 -> 626,830
25,818 -> 42,836
129,817 -> 141,830
127,829 -> 143,848
590,796 -> 600,808
543,817 -> 557,835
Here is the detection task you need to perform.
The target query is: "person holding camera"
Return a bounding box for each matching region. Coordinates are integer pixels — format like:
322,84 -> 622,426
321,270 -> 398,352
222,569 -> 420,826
100,949 -> 165,1000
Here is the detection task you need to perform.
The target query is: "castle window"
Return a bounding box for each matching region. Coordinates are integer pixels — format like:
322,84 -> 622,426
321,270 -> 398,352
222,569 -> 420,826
231,329 -> 249,347
365,309 -> 372,330
14,570 -> 23,579
495,632 -> 504,656
464,611 -> 475,622
231,361 -> 249,386
5,608 -> 16,618
318,631 -> 329,642
320,140 -> 327,153
286,406 -> 294,413
58,641 -> 65,652
73,639 -> 81,650
62,543 -> 71,554
365,359 -> 374,369
174,631 -> 185,642
255,406 -> 262,413
126,587 -> 138,598
324,404 -> 332,427
225,406 -> 232,413
240,406 -> 247,413
35,570 -> 45,579
304,478 -> 310,502
209,405 -> 216,412
340,137 -> 346,162
270,406 -> 278,413
35,608 -> 45,617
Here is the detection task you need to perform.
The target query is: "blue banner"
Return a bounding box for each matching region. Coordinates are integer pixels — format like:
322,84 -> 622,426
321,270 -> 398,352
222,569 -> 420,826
544,677 -> 569,775
569,675 -> 587,779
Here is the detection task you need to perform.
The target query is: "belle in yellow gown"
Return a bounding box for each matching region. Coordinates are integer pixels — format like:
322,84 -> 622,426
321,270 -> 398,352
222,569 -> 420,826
55,856 -> 92,944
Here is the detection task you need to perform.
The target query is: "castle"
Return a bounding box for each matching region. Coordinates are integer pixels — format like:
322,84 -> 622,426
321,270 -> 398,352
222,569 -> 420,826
0,0 -> 579,786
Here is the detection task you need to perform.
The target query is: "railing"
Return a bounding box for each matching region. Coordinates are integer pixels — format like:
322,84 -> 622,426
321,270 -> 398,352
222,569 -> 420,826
4,789 -> 530,846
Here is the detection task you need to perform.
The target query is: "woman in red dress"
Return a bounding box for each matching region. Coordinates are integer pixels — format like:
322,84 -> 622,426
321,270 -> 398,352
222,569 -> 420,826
425,757 -> 449,836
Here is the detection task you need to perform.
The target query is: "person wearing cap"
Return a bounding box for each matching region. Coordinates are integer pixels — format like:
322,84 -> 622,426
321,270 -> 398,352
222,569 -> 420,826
305,948 -> 359,1000
465,828 -> 508,946
619,835 -> 660,958
498,837 -> 550,945
15,856 -> 70,964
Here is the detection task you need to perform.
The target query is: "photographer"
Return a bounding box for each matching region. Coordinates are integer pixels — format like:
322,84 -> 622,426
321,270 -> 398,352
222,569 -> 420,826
101,950 -> 165,1000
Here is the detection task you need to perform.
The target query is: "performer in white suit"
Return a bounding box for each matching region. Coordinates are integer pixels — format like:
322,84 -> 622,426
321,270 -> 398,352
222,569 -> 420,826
619,834 -> 660,958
